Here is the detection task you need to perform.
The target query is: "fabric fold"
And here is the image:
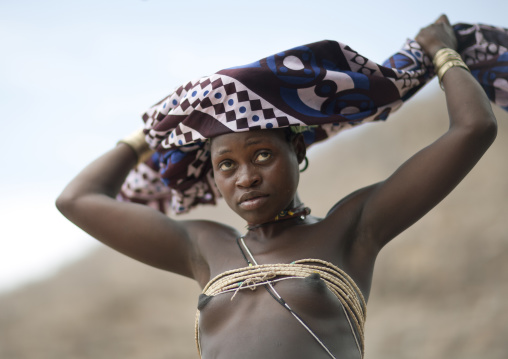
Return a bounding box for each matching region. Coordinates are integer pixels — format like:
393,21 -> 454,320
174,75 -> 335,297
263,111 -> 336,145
118,22 -> 508,214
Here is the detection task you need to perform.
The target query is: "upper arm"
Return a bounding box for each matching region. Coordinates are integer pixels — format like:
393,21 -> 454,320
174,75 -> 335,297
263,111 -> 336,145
55,143 -> 214,280
56,190 -> 204,279
351,67 -> 498,250
356,120 -> 496,250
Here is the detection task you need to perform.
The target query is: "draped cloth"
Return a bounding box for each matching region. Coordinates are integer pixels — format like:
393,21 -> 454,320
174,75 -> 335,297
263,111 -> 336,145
118,23 -> 508,214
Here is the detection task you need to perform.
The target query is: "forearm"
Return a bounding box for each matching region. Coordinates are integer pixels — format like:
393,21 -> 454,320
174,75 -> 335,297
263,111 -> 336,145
55,142 -> 201,278
442,67 -> 498,137
415,15 -> 497,143
56,143 -> 137,213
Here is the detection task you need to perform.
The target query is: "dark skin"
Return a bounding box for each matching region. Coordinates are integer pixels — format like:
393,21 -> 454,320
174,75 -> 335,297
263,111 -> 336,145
56,15 -> 497,359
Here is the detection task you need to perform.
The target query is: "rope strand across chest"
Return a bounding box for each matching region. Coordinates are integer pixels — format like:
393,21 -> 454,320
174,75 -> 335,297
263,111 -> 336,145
195,259 -> 367,358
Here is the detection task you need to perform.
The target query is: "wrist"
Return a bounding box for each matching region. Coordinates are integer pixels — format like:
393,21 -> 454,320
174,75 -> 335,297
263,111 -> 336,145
432,48 -> 470,90
117,129 -> 155,164
428,45 -> 446,60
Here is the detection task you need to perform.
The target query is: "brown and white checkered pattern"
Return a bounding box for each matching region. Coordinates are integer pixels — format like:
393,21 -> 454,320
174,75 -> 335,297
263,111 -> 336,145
145,74 -> 306,150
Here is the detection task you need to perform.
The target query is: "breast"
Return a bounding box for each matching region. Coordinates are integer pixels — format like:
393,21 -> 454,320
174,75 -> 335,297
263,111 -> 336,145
197,275 -> 363,358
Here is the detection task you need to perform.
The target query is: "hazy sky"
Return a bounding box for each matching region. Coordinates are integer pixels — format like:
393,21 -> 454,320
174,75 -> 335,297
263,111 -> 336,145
1,0 -> 507,293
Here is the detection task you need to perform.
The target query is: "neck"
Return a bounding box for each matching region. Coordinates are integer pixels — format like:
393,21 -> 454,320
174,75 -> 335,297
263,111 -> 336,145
246,203 -> 311,231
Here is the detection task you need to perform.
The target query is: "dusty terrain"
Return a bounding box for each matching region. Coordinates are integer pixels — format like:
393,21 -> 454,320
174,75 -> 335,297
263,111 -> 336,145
1,88 -> 507,359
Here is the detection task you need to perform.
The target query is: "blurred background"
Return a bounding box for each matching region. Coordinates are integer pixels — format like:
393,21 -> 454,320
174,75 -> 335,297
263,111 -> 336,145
1,0 -> 507,358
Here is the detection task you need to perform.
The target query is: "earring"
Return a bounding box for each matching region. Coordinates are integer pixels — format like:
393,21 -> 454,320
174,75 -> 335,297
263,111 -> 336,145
299,156 -> 309,173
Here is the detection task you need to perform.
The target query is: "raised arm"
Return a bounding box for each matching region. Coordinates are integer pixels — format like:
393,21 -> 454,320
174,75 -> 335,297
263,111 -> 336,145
351,15 -> 497,251
56,132 -> 209,281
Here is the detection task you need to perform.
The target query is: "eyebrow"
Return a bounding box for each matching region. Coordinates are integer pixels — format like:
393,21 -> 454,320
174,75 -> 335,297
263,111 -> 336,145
215,148 -> 231,156
214,138 -> 266,157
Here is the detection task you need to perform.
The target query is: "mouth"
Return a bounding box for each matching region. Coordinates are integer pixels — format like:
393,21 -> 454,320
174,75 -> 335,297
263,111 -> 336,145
238,191 -> 269,210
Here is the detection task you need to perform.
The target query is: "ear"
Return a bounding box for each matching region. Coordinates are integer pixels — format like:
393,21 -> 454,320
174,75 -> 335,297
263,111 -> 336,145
291,133 -> 307,164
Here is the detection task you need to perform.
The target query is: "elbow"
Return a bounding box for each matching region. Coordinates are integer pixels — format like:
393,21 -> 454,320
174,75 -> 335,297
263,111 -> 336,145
459,113 -> 498,148
478,114 -> 498,147
55,190 -> 78,219
55,192 -> 70,217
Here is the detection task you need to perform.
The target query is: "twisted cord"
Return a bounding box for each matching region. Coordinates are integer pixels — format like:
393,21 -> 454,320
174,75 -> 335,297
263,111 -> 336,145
195,259 -> 366,358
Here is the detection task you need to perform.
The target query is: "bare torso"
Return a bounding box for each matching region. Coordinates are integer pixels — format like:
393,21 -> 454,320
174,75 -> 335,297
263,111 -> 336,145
199,281 -> 361,359
194,206 -> 376,359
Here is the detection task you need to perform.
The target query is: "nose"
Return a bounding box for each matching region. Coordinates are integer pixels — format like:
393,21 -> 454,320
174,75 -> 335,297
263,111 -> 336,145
235,165 -> 261,188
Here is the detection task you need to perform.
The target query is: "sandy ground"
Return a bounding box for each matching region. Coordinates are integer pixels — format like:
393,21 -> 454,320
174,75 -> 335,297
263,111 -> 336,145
1,90 -> 507,359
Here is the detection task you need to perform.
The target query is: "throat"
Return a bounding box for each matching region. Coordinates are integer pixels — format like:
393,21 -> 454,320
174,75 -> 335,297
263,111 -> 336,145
246,204 -> 311,231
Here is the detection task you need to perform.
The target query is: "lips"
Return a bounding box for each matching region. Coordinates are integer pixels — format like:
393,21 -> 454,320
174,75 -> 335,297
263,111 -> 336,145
238,191 -> 269,209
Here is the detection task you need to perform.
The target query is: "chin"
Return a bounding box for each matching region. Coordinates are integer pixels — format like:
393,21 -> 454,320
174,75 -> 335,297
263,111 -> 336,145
235,207 -> 272,225
239,212 -> 267,226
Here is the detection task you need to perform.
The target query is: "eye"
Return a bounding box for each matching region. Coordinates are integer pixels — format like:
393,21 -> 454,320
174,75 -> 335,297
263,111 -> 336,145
218,160 -> 235,172
255,151 -> 272,163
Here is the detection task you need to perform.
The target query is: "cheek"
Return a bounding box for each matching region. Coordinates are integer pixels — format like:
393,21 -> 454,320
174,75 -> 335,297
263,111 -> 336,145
273,160 -> 300,192
286,171 -> 300,194
213,171 -> 233,198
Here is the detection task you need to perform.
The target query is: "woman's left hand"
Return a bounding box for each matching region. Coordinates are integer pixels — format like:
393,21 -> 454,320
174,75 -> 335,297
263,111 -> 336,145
416,14 -> 457,58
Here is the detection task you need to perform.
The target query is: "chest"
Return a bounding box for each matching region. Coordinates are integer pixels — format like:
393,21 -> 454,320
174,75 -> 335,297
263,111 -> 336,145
197,261 -> 365,359
206,229 -> 349,281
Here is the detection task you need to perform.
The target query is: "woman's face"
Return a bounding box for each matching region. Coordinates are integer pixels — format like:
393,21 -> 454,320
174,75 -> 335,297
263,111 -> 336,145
210,129 -> 304,225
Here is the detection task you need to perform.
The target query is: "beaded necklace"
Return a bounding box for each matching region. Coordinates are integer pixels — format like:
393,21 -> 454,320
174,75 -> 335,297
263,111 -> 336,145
246,204 -> 311,230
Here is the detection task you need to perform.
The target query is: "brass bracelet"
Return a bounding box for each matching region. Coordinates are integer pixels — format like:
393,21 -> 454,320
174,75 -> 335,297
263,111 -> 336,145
437,60 -> 470,90
433,48 -> 462,69
117,129 -> 155,164
432,48 -> 470,90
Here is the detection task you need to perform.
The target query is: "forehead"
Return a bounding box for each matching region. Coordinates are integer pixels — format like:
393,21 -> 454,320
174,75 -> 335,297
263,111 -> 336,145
210,129 -> 287,155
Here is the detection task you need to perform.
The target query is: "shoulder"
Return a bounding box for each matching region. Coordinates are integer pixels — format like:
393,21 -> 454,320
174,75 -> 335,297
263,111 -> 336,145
182,218 -> 239,233
181,219 -> 241,286
183,219 -> 241,245
318,184 -> 382,296
319,183 -> 382,258
326,184 -> 379,218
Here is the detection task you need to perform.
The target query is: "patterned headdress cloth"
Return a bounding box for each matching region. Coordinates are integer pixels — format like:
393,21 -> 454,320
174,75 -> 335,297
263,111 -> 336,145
119,23 -> 508,214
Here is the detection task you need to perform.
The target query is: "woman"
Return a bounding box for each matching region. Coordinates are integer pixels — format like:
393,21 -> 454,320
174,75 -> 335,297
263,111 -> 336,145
56,16 -> 501,358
